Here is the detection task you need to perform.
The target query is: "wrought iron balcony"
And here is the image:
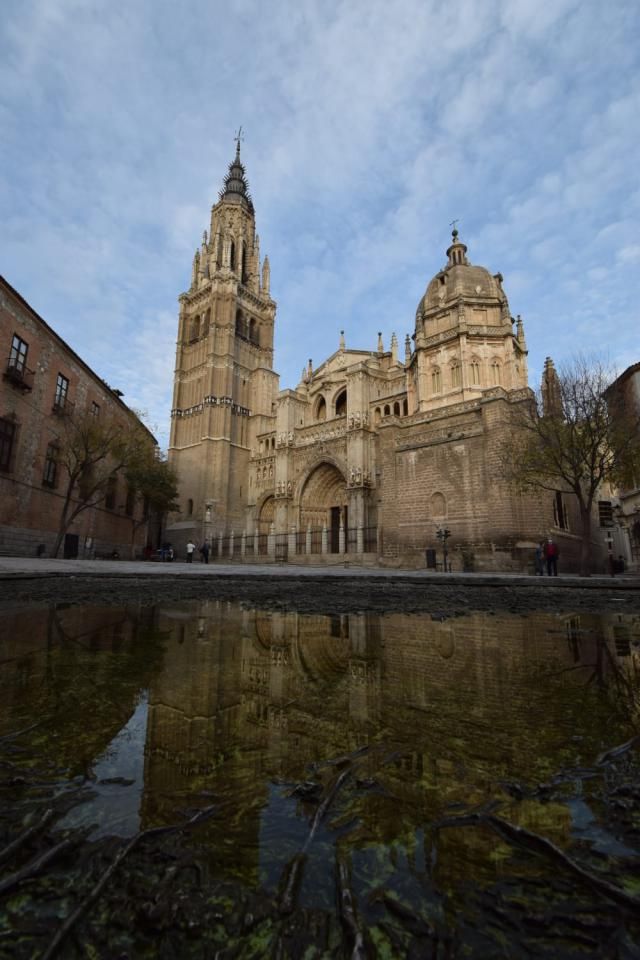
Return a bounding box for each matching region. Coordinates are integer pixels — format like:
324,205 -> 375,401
52,397 -> 75,416
3,358 -> 35,391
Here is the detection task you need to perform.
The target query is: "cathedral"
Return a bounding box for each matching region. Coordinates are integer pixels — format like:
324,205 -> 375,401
166,144 -> 573,570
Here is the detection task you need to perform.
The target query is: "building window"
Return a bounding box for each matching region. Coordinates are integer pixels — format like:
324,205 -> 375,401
316,395 -> 327,421
491,361 -> 501,385
0,418 -> 17,472
431,368 -> 442,393
553,491 -> 568,530
187,498 -> 193,516
470,360 -> 480,384
9,334 -> 29,372
598,500 -> 614,527
42,443 -> 59,488
335,390 -> 347,417
393,401 -> 400,416
451,363 -> 461,387
105,476 -> 117,510
383,404 -> 390,416
91,401 -> 100,417
54,373 -> 69,410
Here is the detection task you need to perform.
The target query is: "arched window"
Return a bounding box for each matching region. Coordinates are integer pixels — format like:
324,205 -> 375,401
470,360 -> 480,385
202,309 -> 210,338
190,316 -> 200,342
374,407 -> 381,424
316,395 -> 327,421
403,399 -> 408,416
451,363 -> 461,387
241,245 -> 247,283
431,367 -> 442,393
249,318 -> 258,345
235,309 -> 245,338
393,401 -> 400,416
229,240 -> 236,271
335,389 -> 347,417
491,361 -> 502,385
383,404 -> 390,416
431,491 -> 446,518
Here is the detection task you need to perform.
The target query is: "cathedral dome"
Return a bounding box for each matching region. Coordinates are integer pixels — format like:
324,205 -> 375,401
417,229 -> 505,319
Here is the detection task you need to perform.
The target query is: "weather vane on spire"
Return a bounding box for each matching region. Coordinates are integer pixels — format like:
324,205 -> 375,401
234,126 -> 244,156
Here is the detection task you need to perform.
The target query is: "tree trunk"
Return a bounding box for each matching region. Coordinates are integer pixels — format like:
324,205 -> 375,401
579,503 -> 593,577
52,487 -> 75,558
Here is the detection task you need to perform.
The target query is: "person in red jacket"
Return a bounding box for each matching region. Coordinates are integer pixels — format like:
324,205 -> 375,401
544,538 -> 559,576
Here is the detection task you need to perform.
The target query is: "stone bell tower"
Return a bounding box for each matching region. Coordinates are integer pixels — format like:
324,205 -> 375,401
167,137 -> 279,549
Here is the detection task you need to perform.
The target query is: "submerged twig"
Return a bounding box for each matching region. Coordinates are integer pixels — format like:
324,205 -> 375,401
435,812 -> 640,913
0,834 -> 80,897
41,804 -> 216,960
0,807 -> 55,866
337,859 -> 369,959
596,734 -> 640,767
0,722 -> 41,743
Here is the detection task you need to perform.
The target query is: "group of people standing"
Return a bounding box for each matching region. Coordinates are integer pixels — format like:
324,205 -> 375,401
185,540 -> 210,563
534,538 -> 559,576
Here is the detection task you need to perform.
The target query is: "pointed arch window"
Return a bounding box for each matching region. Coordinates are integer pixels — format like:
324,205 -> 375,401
451,362 -> 461,388
431,367 -> 442,394
393,401 -> 400,416
491,360 -> 502,385
335,389 -> 347,417
315,395 -> 326,421
470,360 -> 481,385
229,240 -> 236,271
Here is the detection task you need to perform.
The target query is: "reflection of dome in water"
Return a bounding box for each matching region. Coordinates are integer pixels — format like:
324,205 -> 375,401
435,633 -> 455,659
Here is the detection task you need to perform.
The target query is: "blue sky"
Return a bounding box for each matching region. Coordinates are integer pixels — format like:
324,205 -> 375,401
1,0 -> 638,449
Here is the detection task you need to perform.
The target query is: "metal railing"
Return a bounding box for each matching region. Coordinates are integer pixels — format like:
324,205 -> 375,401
4,358 -> 35,391
202,525 -> 378,562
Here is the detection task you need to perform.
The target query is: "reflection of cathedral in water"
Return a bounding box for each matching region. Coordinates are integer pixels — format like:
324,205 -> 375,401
140,604 -> 640,840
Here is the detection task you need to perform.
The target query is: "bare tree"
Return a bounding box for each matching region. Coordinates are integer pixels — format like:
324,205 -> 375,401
51,411 -> 148,559
500,355 -> 640,576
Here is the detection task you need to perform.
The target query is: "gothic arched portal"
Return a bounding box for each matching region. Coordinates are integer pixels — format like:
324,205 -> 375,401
299,462 -> 348,553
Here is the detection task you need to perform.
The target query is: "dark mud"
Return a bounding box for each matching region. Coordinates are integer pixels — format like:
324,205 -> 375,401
0,572 -> 639,614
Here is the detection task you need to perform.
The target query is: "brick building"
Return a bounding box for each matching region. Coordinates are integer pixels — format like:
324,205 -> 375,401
167,147 -> 604,572
0,276 -> 157,558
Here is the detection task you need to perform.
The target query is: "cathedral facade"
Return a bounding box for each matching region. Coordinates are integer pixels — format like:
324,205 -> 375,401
167,146 -> 577,571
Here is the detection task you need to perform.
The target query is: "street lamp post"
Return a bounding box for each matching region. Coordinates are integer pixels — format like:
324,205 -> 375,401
436,527 -> 451,572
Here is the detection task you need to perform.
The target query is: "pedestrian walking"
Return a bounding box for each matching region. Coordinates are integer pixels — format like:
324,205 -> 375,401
186,539 -> 196,563
200,541 -> 210,564
544,537 -> 559,576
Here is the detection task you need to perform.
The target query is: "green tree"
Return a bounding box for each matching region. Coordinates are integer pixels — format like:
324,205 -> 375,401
51,411 -> 149,559
500,355 -> 640,576
124,452 -> 180,558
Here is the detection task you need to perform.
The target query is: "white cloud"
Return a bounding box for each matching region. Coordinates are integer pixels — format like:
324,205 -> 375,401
0,0 -> 638,451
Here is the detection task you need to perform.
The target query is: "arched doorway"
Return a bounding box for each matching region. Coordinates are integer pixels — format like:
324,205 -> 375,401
257,496 -> 274,554
300,462 -> 348,553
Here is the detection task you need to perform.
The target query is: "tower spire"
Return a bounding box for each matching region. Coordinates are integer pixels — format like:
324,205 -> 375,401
219,129 -> 253,211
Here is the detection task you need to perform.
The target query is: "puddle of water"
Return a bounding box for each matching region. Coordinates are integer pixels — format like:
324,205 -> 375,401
1,601 -> 639,955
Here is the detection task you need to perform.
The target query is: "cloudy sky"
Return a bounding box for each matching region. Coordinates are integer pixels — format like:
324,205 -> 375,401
1,0 -> 638,448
